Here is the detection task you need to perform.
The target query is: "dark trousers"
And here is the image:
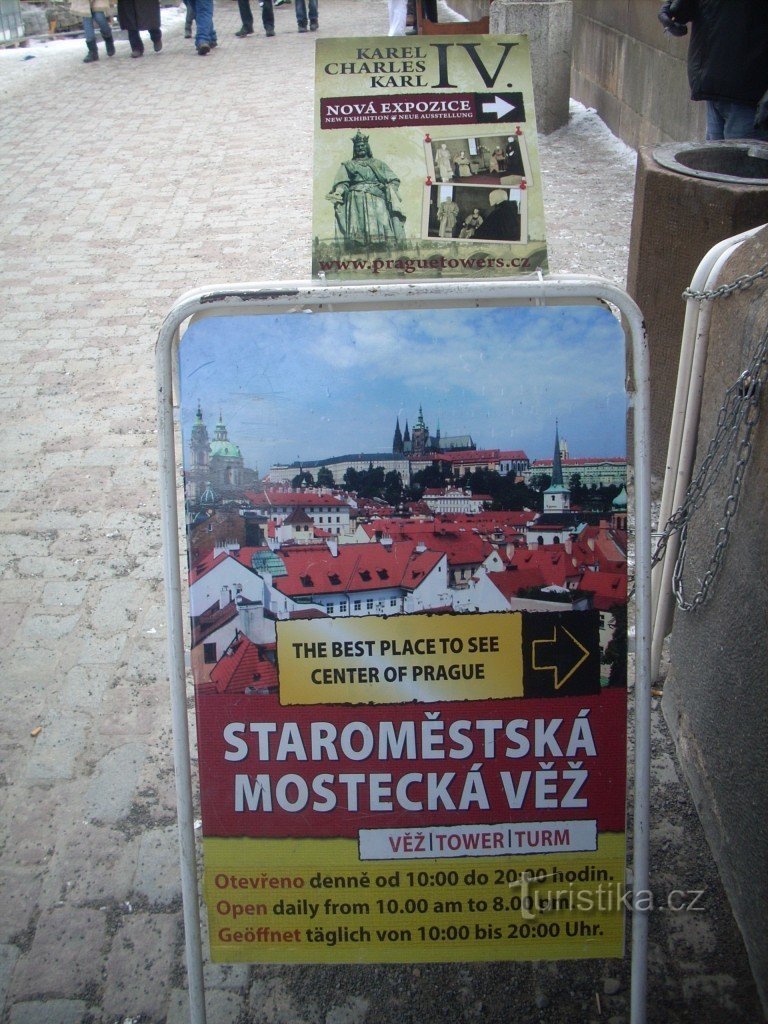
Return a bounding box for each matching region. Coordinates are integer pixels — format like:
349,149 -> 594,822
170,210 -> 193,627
128,26 -> 160,50
238,0 -> 273,30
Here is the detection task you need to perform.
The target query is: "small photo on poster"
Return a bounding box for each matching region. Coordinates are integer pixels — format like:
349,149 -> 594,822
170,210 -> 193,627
424,183 -> 528,243
427,132 -> 532,187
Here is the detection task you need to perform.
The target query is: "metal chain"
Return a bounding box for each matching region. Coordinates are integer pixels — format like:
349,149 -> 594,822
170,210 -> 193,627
652,322 -> 767,610
682,261 -> 768,302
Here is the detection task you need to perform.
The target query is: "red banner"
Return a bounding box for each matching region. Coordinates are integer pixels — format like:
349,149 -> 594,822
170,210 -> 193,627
196,691 -> 626,839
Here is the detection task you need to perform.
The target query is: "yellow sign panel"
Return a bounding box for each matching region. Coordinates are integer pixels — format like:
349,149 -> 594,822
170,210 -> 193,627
204,835 -> 625,963
277,612 -> 524,704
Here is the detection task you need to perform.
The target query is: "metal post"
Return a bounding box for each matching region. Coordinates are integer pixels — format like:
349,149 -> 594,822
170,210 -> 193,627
156,318 -> 208,1024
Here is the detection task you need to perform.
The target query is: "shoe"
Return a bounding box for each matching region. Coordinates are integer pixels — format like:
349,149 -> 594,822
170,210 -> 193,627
209,38 -> 217,47
197,42 -> 210,54
153,36 -> 162,51
104,33 -> 115,55
184,27 -> 192,37
131,48 -> 143,57
83,40 -> 99,62
297,23 -> 307,31
309,19 -> 318,29
235,25 -> 253,35
265,27 -> 275,35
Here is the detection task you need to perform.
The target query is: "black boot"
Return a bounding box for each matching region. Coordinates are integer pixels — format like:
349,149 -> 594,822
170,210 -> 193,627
103,32 -> 115,55
83,39 -> 98,62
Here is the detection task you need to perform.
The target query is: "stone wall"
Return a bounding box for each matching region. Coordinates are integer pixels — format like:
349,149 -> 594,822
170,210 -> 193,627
570,0 -> 706,147
452,1 -> 707,146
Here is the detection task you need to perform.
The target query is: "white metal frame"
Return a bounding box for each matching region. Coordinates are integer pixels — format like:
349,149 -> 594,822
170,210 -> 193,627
155,276 -> 651,1024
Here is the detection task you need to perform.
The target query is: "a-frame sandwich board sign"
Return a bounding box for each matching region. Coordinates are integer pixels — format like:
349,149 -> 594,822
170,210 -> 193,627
156,277 -> 651,1024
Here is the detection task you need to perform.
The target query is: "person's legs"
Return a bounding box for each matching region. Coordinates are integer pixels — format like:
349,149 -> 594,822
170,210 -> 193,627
295,0 -> 307,27
92,10 -> 109,35
195,0 -> 216,50
82,15 -> 96,42
308,0 -> 317,28
707,99 -> 768,141
184,0 -> 194,36
93,9 -> 115,53
82,16 -> 99,60
236,0 -> 253,33
261,0 -> 275,35
705,101 -> 725,140
128,27 -> 143,54
721,100 -> 768,141
149,25 -> 162,49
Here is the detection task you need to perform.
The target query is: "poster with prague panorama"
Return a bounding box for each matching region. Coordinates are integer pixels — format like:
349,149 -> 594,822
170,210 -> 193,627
179,300 -> 629,964
312,35 -> 547,281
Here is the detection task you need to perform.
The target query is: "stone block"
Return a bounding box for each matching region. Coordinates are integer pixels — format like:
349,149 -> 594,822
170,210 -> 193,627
132,825 -> 182,906
61,664 -> 114,711
203,959 -> 252,991
23,714 -> 87,782
627,145 -> 768,478
102,912 -> 179,1021
41,581 -> 88,609
9,1000 -> 88,1024
9,908 -> 106,1000
490,1 -> 573,134
0,867 -> 41,944
1,785 -> 76,870
248,975 -> 317,1023
87,580 -> 144,636
573,0 -> 629,34
39,824 -> 138,907
0,944 -> 20,1007
86,741 -> 148,825
326,997 -> 371,1024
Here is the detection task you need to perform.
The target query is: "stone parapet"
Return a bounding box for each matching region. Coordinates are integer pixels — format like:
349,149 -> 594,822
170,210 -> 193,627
490,0 -> 572,135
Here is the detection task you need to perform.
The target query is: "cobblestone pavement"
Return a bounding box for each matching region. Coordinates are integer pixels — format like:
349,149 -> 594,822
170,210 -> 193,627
0,2 -> 762,1022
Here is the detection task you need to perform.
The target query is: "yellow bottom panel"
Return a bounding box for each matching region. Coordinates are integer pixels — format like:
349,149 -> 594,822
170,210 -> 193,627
203,834 -> 626,963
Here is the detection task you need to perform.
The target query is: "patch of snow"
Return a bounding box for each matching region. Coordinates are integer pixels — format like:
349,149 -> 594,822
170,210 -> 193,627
0,4 -> 185,86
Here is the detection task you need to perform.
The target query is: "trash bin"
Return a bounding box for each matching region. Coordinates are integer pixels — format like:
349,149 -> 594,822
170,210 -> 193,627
0,0 -> 24,43
626,141 -> 768,479
653,140 -> 768,184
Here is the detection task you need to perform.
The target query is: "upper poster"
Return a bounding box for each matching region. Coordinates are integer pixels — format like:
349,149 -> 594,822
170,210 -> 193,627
179,298 -> 629,965
312,35 -> 548,281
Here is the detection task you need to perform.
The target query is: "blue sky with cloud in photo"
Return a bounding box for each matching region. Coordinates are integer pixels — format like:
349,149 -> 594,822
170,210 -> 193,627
179,303 -> 626,475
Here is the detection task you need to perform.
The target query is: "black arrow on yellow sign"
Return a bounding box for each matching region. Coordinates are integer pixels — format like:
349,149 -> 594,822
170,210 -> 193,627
522,610 -> 601,698
532,626 -> 590,689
